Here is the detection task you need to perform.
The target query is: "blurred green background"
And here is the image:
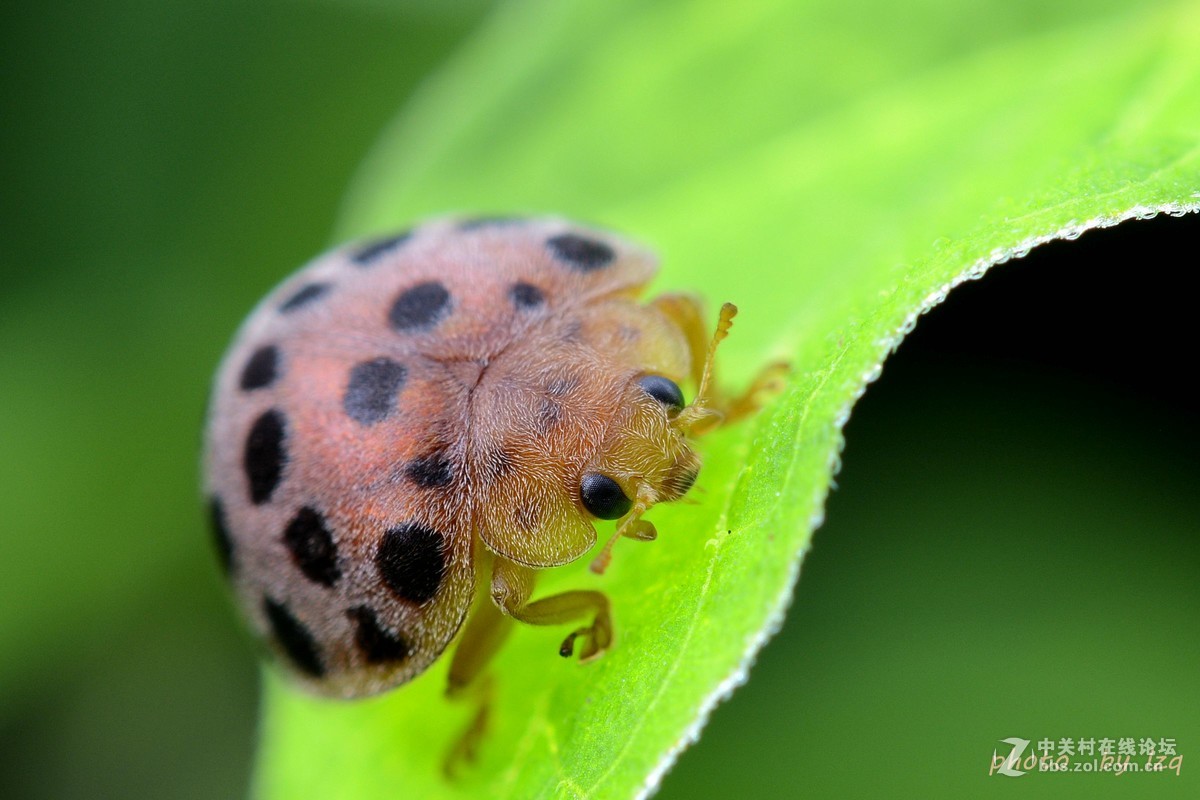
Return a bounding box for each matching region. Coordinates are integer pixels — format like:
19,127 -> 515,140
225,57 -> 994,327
1,2 -> 1195,799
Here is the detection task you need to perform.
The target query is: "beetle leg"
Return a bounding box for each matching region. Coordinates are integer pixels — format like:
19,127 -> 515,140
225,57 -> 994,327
717,359 -> 790,425
447,588 -> 513,698
654,293 -> 789,430
491,556 -> 613,662
443,563 -> 514,777
442,672 -> 496,779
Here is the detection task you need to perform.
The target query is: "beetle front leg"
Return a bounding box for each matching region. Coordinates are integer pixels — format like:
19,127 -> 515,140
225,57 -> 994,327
491,556 -> 613,661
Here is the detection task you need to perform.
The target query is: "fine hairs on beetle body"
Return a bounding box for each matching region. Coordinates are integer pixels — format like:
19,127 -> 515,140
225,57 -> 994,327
202,215 -> 787,767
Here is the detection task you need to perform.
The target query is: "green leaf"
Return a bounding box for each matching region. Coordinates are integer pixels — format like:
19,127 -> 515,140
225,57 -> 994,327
257,0 -> 1200,797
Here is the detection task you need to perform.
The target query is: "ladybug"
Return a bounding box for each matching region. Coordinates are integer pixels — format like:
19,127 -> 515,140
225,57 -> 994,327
202,216 -> 783,748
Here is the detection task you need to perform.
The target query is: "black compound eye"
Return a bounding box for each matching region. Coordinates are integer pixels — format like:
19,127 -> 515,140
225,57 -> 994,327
580,473 -> 632,520
637,375 -> 684,412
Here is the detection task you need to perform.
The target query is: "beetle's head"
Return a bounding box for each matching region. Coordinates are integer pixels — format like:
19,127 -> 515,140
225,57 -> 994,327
581,304 -> 737,573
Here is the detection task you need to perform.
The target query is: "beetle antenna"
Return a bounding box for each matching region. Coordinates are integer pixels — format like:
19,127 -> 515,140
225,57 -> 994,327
673,302 -> 737,435
696,302 -> 736,403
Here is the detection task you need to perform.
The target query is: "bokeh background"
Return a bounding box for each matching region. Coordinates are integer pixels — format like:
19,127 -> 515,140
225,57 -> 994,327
1,2 -> 1196,799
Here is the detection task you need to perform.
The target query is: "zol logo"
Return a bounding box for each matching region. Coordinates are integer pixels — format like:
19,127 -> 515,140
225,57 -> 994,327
990,738 -> 1033,777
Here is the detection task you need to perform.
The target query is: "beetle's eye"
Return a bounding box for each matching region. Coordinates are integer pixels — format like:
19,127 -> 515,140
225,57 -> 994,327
580,473 -> 632,520
637,375 -> 684,412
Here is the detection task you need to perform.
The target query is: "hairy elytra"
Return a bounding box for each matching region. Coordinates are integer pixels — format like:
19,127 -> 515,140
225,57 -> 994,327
202,215 -> 765,707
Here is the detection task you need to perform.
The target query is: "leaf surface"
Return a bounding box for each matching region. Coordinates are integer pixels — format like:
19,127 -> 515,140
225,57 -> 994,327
257,1 -> 1200,797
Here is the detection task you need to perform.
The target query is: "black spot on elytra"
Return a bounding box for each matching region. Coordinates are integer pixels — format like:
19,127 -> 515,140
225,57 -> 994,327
348,606 -> 411,663
376,523 -> 447,605
344,358 -> 407,425
283,507 -> 341,587
538,376 -> 578,430
547,376 -> 579,396
538,397 -> 562,430
546,233 -> 614,271
279,282 -> 331,313
618,324 -> 641,342
405,450 -> 454,489
483,448 -> 514,482
208,497 -> 234,575
351,231 -> 412,266
561,320 -> 584,342
389,281 -> 451,332
239,345 -> 279,391
514,505 -> 541,532
263,597 -> 324,677
459,215 -> 522,230
244,409 -> 286,505
509,282 -> 545,309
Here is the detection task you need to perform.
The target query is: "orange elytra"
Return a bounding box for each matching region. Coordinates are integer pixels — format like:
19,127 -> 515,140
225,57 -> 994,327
202,215 -> 785,763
